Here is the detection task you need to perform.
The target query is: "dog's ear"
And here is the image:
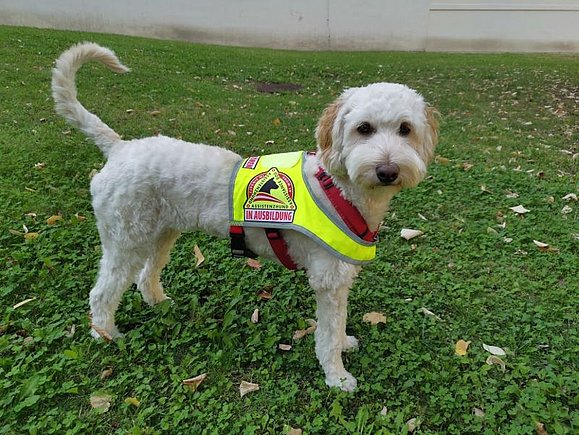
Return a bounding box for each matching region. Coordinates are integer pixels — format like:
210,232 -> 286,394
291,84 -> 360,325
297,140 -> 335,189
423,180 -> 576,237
316,98 -> 343,157
422,105 -> 439,163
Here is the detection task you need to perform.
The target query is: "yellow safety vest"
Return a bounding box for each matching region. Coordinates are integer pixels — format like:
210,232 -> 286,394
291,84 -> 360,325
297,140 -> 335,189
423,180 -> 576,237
229,151 -> 377,264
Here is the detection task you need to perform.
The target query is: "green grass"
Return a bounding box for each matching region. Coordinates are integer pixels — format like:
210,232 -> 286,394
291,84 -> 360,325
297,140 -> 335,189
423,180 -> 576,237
1,26 -> 577,434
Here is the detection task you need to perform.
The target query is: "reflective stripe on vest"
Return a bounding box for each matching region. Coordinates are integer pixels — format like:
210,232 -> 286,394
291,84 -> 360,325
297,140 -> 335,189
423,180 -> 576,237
229,151 -> 377,264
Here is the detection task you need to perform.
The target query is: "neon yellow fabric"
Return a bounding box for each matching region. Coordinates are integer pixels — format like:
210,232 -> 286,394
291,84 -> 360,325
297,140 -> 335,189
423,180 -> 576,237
229,151 -> 376,264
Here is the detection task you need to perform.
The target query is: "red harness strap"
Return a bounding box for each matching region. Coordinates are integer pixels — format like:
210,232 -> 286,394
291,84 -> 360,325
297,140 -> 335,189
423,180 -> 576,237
265,228 -> 298,270
315,167 -> 378,242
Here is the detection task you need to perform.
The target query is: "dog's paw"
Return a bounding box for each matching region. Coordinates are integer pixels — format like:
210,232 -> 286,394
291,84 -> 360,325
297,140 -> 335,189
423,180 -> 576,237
342,335 -> 359,352
325,371 -> 358,392
90,325 -> 124,341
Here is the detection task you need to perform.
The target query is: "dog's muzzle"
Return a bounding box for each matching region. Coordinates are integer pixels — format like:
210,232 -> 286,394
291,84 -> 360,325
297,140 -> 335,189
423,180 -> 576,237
376,163 -> 400,185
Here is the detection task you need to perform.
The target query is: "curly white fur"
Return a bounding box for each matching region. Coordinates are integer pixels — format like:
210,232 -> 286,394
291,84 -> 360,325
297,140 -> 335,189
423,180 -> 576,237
52,43 -> 438,392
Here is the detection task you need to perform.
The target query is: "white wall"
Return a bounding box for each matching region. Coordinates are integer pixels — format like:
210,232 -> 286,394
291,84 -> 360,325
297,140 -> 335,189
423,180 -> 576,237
1,0 -> 578,52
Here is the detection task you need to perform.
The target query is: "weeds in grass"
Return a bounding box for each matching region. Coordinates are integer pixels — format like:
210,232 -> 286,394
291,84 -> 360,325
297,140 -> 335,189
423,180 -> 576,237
0,26 -> 577,434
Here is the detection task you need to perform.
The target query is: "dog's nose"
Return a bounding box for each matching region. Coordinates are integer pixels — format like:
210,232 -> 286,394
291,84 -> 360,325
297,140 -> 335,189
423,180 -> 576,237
376,163 -> 400,185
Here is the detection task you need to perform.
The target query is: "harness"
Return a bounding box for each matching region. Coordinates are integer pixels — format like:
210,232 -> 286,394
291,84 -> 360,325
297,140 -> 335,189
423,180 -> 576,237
229,152 -> 378,270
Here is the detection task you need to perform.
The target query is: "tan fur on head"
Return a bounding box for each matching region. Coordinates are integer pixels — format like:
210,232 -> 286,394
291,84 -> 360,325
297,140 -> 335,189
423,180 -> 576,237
315,98 -> 342,161
423,105 -> 439,163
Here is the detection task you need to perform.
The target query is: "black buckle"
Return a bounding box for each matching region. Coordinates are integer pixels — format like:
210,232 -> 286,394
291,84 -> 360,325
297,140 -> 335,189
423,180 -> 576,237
229,226 -> 258,259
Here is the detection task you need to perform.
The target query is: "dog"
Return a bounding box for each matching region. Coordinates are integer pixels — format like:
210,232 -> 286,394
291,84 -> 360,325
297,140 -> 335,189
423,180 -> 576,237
52,42 -> 438,391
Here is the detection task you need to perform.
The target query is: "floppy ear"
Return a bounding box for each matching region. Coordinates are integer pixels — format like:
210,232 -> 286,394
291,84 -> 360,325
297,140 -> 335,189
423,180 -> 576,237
316,98 -> 342,154
422,105 -> 439,164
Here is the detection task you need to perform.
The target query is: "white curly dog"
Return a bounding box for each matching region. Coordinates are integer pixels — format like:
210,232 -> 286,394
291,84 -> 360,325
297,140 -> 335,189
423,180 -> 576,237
52,42 -> 438,391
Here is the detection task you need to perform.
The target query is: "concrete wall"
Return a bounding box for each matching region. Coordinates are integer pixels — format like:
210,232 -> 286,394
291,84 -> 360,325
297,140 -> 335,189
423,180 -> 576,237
1,0 -> 578,52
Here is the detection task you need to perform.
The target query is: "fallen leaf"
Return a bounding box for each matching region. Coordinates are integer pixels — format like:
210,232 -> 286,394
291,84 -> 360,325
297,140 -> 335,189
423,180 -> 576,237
363,312 -> 387,325
24,232 -> 40,240
239,381 -> 260,397
420,307 -> 442,321
505,191 -> 519,199
293,319 -> 317,340
435,155 -> 450,164
535,422 -> 548,435
34,162 -> 46,169
13,297 -> 36,309
278,343 -> 292,351
124,397 -> 140,407
287,428 -> 302,435
148,110 -> 161,116
533,240 -> 549,248
561,205 -> 573,215
509,205 -> 530,215
400,228 -> 423,240
272,118 -> 282,126
486,355 -> 506,371
251,308 -> 259,324
473,407 -> 485,418
247,258 -> 262,269
455,339 -> 471,356
562,193 -> 577,201
503,237 -> 513,243
380,406 -> 388,416
193,245 -> 205,268
47,215 -> 63,225
406,417 -> 419,433
90,393 -> 112,412
64,324 -> 76,338
480,184 -> 493,194
74,213 -> 86,222
182,373 -> 207,392
461,162 -> 474,171
100,367 -> 114,380
482,343 -> 506,356
257,289 -> 272,300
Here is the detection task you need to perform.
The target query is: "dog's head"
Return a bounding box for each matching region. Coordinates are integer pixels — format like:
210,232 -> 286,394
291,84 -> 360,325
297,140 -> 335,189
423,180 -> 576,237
316,83 -> 438,192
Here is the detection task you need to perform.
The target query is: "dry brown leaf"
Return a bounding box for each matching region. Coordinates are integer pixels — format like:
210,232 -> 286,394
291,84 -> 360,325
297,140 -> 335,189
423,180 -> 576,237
239,380 -> 259,397
47,215 -> 63,225
287,428 -> 302,435
13,297 -> 37,309
100,367 -> 114,380
435,155 -> 450,164
400,228 -> 423,240
148,110 -> 161,116
24,232 -> 40,240
257,289 -> 272,300
363,312 -> 387,325
272,118 -> 282,126
251,308 -> 259,324
380,406 -> 388,416
74,213 -> 86,222
486,355 -> 506,371
535,422 -> 548,435
455,339 -> 471,356
278,343 -> 292,351
182,373 -> 207,392
247,258 -> 262,269
90,393 -> 112,412
563,193 -> 577,201
193,244 -> 205,268
561,205 -> 573,215
293,319 -> 317,340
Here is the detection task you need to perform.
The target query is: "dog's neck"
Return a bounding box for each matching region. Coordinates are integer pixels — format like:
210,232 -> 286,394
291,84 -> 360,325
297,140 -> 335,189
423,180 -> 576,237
307,155 -> 397,232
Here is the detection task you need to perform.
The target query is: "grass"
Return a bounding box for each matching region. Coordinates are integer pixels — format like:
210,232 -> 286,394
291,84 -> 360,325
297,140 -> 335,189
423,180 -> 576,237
0,26 -> 577,434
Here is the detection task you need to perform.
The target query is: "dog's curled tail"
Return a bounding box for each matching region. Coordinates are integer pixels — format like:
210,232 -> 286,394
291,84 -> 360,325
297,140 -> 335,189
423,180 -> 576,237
52,42 -> 130,157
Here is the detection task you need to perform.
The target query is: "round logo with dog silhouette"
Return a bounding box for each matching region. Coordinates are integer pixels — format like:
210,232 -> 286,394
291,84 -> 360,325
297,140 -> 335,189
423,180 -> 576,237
244,168 -> 296,223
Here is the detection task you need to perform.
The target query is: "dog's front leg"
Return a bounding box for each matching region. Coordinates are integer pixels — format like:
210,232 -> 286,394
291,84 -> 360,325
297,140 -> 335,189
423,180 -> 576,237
313,284 -> 357,392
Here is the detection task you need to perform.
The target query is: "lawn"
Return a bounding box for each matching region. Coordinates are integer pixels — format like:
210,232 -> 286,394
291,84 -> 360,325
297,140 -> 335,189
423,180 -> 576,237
0,26 -> 577,434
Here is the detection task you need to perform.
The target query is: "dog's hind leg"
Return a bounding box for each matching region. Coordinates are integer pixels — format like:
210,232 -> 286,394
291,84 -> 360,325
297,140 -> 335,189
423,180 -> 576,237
89,244 -> 145,339
136,230 -> 180,305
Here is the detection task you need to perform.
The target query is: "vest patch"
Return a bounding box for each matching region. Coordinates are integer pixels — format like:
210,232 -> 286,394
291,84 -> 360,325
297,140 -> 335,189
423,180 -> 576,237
244,168 -> 297,223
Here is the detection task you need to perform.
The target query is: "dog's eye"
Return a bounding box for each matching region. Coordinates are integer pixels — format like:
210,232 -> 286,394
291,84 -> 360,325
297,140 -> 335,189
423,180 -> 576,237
357,122 -> 375,135
398,122 -> 411,137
